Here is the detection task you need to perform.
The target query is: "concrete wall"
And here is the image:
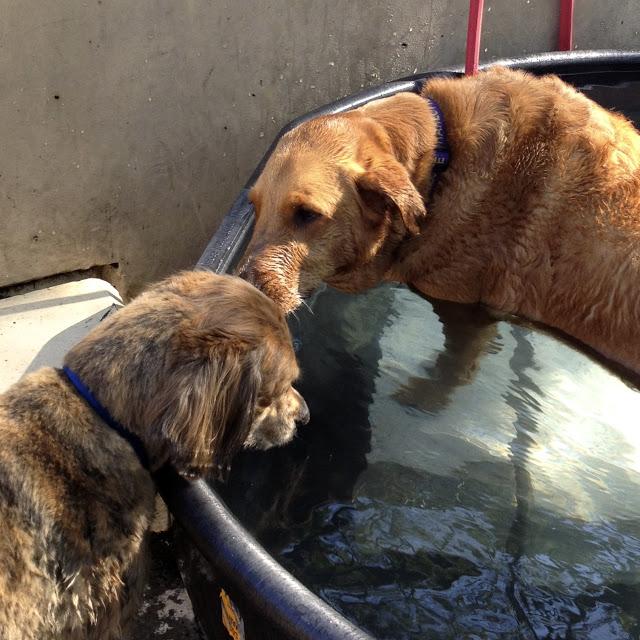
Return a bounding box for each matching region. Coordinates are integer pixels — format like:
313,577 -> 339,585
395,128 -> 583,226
1,0 -> 639,297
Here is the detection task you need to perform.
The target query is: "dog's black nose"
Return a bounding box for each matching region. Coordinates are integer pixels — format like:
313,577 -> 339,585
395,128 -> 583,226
296,393 -> 310,425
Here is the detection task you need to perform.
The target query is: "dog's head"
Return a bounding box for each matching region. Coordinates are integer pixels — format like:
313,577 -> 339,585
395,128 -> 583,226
64,271 -> 309,477
239,93 -> 430,313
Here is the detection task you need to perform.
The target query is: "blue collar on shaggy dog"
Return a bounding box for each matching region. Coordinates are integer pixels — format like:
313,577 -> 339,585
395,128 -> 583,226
62,366 -> 150,470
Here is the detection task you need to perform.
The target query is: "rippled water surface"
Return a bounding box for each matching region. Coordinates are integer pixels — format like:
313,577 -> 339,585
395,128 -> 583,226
223,283 -> 640,639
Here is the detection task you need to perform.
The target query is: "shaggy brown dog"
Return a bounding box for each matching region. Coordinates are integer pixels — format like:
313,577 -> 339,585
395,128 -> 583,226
0,271 -> 308,640
241,67 -> 640,375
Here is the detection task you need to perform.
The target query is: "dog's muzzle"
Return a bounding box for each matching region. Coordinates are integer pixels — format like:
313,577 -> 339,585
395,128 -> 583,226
295,391 -> 310,425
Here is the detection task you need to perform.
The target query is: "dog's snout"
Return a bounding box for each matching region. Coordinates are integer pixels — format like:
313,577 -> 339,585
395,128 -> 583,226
294,390 -> 310,425
238,240 -> 271,283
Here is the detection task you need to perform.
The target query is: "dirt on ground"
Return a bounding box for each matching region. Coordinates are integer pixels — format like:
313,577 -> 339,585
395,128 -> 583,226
131,531 -> 205,640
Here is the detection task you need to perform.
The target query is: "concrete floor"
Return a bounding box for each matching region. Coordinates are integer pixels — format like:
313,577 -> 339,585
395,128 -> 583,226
131,532 -> 204,640
0,277 -> 123,390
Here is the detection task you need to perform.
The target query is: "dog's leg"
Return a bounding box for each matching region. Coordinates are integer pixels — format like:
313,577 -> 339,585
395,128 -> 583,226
83,536 -> 149,640
394,297 -> 499,412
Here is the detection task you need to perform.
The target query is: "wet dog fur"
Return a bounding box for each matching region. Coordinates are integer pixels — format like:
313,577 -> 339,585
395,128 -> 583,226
0,271 -> 308,639
241,67 -> 640,375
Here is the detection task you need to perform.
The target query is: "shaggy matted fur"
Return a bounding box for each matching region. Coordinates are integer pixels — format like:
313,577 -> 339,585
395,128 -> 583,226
241,67 -> 640,375
0,271 -> 308,639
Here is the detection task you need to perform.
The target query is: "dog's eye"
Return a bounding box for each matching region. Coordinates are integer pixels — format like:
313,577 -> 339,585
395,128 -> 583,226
293,206 -> 321,228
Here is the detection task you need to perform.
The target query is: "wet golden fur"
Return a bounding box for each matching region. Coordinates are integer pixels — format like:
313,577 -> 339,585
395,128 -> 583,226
0,271 -> 308,639
242,67 -> 640,375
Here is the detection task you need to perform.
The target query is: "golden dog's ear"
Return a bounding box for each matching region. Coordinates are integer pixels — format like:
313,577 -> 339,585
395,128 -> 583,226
147,337 -> 261,478
354,154 -> 426,234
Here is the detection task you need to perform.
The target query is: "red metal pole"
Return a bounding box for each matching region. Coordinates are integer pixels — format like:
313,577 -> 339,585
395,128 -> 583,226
465,0 -> 485,76
558,0 -> 575,51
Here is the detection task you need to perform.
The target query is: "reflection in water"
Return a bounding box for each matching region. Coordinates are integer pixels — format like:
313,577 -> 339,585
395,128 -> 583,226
222,285 -> 391,543
394,297 -> 499,413
503,328 -> 542,640
220,283 -> 640,639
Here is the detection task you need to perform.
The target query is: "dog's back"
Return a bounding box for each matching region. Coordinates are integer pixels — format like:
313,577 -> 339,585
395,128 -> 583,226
418,68 -> 640,371
0,368 -> 154,640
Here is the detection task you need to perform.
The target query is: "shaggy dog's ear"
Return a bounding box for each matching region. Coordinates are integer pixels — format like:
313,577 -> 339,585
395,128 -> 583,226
146,329 -> 261,478
354,154 -> 427,235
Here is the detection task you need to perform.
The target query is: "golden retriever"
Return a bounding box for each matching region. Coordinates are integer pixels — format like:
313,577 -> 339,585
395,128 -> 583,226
240,66 -> 640,375
0,271 -> 308,639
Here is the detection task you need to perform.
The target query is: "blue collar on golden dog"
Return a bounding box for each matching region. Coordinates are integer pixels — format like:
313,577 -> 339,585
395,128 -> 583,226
426,97 -> 450,173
